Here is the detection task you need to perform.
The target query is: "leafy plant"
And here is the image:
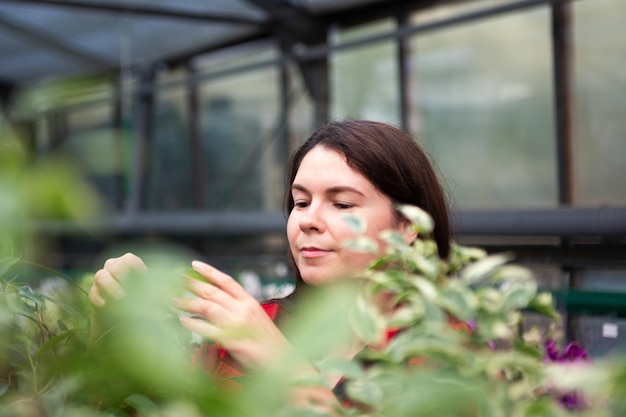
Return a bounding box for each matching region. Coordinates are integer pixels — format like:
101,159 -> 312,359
1,117 -> 625,416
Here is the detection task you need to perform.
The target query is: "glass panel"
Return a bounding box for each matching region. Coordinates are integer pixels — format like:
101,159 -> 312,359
413,0 -> 519,25
410,7 -> 556,208
149,83 -> 194,210
331,20 -> 400,124
574,269 -> 626,293
193,41 -> 278,75
573,0 -> 626,205
200,66 -> 281,212
569,315 -> 626,358
287,60 -> 315,153
61,102 -> 123,208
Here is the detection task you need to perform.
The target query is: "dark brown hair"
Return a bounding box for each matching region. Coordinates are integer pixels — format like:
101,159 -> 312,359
284,120 -> 451,271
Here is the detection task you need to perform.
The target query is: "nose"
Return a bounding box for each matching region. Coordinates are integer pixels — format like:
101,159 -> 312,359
299,203 -> 325,233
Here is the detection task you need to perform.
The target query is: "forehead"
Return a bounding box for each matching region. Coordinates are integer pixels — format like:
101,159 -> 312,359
293,146 -> 375,191
296,146 -> 352,176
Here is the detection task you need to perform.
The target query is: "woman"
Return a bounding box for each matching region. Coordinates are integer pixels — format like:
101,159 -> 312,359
88,119 -> 451,407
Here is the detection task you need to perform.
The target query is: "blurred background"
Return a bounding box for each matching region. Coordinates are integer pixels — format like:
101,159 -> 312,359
0,0 -> 624,357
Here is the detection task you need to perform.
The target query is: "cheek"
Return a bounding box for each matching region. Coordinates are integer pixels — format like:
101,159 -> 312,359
286,214 -> 299,245
364,213 -> 398,240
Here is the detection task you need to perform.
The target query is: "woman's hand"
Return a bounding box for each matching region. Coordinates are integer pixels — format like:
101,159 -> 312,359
88,252 -> 147,308
172,260 -> 292,371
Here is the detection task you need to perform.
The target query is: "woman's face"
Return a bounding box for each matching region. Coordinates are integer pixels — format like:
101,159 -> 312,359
287,145 -> 404,286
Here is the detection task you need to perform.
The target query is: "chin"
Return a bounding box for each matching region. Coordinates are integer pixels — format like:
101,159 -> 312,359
300,269 -> 354,287
299,269 -> 334,286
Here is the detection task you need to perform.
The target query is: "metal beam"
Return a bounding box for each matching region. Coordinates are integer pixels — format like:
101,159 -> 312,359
244,0 -> 325,45
3,0 -> 266,25
31,206 -> 626,237
397,13 -> 412,133
455,207 -> 626,237
294,0 -> 572,62
243,0 -> 329,125
0,80 -> 15,113
0,11 -> 112,69
552,1 -> 575,205
34,212 -> 287,235
125,67 -> 154,213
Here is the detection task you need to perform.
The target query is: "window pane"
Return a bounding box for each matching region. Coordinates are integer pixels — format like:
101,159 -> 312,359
62,102 -> 123,208
573,0 -> 626,205
413,0 -> 519,24
150,81 -> 194,210
193,40 -> 278,74
331,20 -> 400,124
411,7 -> 556,208
287,60 -> 315,153
200,67 -> 282,212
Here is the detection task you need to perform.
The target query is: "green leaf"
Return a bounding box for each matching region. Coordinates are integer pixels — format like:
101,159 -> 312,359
37,329 -> 79,358
527,292 -> 561,320
450,245 -> 487,266
476,316 -> 513,340
397,205 -> 434,234
438,284 -> 478,322
345,378 -> 383,408
422,300 -> 446,325
349,293 -> 386,344
409,276 -> 438,301
17,285 -> 46,309
342,213 -> 367,234
379,230 -> 410,251
406,254 -> 440,280
476,287 -> 503,313
501,279 -> 537,311
496,266 -> 538,311
124,394 -> 159,413
342,236 -> 379,253
0,255 -> 19,276
315,356 -> 364,380
460,253 -> 512,285
388,301 -> 425,328
41,294 -> 81,316
512,340 -> 544,360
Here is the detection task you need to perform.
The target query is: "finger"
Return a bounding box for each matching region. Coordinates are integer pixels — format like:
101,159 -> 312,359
171,296 -> 228,323
179,315 -> 221,342
191,260 -> 248,300
182,276 -> 233,307
104,252 -> 147,280
88,286 -> 107,308
93,268 -> 126,300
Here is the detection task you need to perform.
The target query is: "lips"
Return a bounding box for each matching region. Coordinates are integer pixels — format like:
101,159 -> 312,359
299,246 -> 332,259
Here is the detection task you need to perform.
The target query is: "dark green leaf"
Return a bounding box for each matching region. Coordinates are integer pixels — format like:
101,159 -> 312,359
37,329 -> 79,357
17,285 -> 46,307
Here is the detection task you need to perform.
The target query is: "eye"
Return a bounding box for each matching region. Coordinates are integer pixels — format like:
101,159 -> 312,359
294,200 -> 309,208
334,202 -> 354,210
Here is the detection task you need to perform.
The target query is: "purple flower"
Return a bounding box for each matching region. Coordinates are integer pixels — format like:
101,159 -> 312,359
544,339 -> 590,363
543,339 -> 591,410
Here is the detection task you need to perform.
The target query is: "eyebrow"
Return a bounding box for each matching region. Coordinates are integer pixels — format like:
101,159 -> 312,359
291,183 -> 366,197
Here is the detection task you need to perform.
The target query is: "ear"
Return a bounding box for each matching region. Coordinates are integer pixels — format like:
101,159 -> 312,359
400,220 -> 418,246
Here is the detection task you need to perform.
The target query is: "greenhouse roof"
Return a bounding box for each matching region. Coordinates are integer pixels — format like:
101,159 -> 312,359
0,0 -> 398,86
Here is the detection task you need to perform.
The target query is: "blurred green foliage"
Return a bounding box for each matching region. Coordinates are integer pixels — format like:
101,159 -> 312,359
1,113 -> 626,416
